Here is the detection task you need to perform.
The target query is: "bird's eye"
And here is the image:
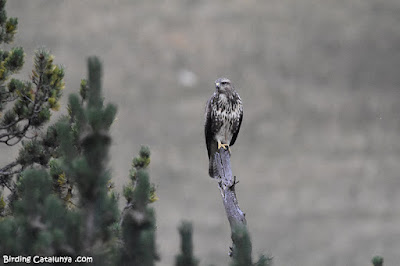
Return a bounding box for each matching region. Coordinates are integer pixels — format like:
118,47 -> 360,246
221,81 -> 227,85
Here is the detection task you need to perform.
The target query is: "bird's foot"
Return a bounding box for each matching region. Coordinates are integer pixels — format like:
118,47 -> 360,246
217,141 -> 230,153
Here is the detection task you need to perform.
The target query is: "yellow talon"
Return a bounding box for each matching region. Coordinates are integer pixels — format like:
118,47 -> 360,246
217,140 -> 229,151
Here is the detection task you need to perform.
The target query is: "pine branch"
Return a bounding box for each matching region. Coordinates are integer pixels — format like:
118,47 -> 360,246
0,48 -> 64,146
0,161 -> 18,193
0,160 -> 18,174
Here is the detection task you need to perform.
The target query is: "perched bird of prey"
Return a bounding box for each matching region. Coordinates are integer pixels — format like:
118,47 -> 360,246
204,78 -> 243,177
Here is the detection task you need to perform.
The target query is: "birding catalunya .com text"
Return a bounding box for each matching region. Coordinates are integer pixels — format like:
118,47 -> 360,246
3,255 -> 93,264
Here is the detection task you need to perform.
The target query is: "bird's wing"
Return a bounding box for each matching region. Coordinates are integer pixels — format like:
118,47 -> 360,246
229,101 -> 243,146
204,96 -> 214,159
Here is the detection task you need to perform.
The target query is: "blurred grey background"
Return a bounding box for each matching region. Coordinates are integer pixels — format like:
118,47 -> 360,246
2,0 -> 400,265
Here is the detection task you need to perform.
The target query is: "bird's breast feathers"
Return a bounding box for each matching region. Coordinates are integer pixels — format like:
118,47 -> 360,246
211,92 -> 242,143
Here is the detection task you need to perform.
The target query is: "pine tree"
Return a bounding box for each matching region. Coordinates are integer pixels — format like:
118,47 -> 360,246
0,0 -> 64,214
0,169 -> 81,256
372,256 -> 384,266
56,57 -> 120,262
0,57 -> 119,265
120,146 -> 159,266
175,221 -> 199,266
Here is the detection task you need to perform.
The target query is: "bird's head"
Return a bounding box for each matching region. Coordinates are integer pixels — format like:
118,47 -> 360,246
215,77 -> 233,94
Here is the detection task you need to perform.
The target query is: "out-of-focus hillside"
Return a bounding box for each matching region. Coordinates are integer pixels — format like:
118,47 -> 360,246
3,0 -> 400,265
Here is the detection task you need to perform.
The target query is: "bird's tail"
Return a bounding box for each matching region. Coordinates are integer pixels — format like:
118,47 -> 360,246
209,156 -> 217,178
207,141 -> 219,178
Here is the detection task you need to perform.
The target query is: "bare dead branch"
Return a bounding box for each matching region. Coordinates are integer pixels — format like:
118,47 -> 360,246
213,147 -> 248,256
0,161 -> 20,193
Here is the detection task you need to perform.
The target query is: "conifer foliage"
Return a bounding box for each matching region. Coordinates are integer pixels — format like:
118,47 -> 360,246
120,145 -> 159,266
55,56 -> 119,260
175,221 -> 199,266
0,169 -> 81,257
0,56 -> 118,264
0,0 -> 64,214
372,256 -> 384,266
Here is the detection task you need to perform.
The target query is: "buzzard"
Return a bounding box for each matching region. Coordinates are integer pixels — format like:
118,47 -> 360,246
204,78 -> 243,177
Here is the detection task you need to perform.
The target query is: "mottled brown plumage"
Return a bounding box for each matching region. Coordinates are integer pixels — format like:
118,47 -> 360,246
205,78 -> 243,177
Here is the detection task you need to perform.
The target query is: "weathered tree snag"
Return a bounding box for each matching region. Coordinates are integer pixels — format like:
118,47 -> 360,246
213,147 -> 249,257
